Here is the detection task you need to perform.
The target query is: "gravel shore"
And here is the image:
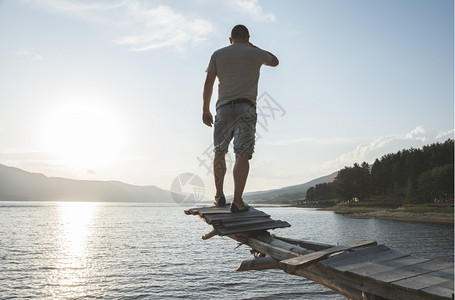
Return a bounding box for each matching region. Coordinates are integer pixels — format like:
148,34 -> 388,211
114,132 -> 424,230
327,207 -> 454,223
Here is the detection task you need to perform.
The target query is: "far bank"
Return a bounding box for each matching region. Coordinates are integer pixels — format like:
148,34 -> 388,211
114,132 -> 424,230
320,204 -> 454,224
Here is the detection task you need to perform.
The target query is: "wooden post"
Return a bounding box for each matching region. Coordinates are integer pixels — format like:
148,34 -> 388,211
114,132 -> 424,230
202,229 -> 217,240
236,257 -> 280,271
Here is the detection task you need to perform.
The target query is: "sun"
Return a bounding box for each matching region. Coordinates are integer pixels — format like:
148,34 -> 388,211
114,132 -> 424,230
41,101 -> 126,169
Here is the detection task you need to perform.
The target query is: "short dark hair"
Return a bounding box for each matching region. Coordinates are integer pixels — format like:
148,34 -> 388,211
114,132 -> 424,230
231,25 -> 249,40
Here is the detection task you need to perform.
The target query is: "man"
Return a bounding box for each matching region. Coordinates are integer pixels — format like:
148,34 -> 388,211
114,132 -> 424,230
202,25 -> 279,213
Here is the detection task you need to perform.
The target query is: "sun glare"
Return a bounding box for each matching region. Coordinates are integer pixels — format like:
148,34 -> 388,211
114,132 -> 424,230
58,202 -> 98,255
46,202 -> 99,297
41,101 -> 126,169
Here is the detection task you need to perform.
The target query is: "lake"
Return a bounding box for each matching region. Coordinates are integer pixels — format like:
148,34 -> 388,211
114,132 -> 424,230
0,202 -> 453,299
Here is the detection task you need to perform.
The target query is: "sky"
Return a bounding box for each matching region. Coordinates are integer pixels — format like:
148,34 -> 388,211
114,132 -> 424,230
0,0 -> 453,198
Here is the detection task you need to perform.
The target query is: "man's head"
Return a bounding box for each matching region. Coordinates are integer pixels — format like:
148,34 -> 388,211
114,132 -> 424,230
230,25 -> 249,43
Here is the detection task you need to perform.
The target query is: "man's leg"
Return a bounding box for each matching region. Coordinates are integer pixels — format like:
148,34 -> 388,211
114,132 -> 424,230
213,153 -> 227,197
233,152 -> 249,204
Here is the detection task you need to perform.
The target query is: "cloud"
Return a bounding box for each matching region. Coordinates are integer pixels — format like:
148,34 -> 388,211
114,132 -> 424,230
115,2 -> 213,52
259,137 -> 353,146
229,0 -> 275,22
436,129 -> 455,140
404,125 -> 427,141
17,49 -> 43,60
317,126 -> 454,174
23,0 -> 213,52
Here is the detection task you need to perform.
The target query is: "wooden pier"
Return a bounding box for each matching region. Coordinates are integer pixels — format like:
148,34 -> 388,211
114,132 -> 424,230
185,204 -> 454,300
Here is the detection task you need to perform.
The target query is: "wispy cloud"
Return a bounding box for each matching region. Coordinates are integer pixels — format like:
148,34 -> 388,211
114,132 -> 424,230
115,2 -> 213,52
17,49 -> 43,61
259,137 -> 353,146
435,129 -> 454,140
317,126 -> 454,174
229,0 -> 275,22
404,125 -> 427,141
23,0 -> 213,52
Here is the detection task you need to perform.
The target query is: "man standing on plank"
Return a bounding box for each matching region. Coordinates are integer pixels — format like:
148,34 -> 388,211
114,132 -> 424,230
202,24 -> 279,213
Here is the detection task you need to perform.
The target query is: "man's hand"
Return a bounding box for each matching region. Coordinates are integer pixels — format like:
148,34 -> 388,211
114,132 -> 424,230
247,42 -> 279,66
202,110 -> 213,127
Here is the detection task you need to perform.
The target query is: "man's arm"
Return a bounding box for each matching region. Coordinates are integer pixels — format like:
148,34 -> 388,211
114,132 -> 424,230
265,51 -> 279,67
248,42 -> 279,67
202,71 -> 217,127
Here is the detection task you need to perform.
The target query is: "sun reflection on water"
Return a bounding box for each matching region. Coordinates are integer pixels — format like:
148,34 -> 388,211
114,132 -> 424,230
59,202 -> 97,255
47,202 -> 99,298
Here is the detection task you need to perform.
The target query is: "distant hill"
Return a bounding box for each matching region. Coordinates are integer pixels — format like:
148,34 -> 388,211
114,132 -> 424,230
244,171 -> 338,204
0,164 -> 338,204
0,164 -> 172,202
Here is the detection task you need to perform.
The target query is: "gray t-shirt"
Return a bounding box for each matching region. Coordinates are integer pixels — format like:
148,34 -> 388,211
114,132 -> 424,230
206,43 -> 273,108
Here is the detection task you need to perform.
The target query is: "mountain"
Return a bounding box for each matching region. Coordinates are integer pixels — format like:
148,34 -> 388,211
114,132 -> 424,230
244,171 -> 338,204
0,164 -> 172,202
0,163 -> 337,204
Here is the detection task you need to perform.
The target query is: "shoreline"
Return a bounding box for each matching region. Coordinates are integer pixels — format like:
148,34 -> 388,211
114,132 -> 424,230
320,206 -> 454,224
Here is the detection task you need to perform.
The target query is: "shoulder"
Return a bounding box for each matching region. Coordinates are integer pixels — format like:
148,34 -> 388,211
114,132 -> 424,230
212,45 -> 233,56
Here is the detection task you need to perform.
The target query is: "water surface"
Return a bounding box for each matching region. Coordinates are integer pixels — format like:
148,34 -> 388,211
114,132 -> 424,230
0,202 -> 452,299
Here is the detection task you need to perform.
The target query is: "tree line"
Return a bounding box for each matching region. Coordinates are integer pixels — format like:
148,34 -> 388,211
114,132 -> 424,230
306,139 -> 454,204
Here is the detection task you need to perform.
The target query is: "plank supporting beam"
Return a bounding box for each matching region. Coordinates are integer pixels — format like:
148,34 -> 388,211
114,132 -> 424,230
236,257 -> 280,271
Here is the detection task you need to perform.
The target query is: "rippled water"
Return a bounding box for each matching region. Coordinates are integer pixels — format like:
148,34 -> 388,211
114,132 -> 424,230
0,202 -> 453,299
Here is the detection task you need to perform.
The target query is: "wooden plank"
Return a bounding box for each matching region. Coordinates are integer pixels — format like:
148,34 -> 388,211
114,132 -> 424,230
421,283 -> 454,299
213,220 -> 291,236
221,217 -> 275,228
320,244 -> 389,269
272,235 -> 334,251
201,229 -> 217,240
236,257 -> 280,271
246,237 -> 303,261
295,262 -> 452,300
198,205 -> 232,216
184,204 -> 231,216
295,262 -> 405,300
439,280 -> 454,290
280,240 -> 377,274
343,256 -> 430,281
185,204 -> 263,216
268,240 -> 310,255
344,261 -> 406,278
203,208 -> 270,224
428,267 -> 454,280
392,269 -> 452,292
184,208 -> 198,215
333,249 -> 409,272
371,259 -> 453,283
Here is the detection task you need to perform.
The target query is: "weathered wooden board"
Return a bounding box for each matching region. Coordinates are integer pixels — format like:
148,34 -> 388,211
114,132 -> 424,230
213,220 -> 290,236
236,256 -> 280,271
439,280 -> 454,290
184,204 -> 232,216
343,256 -> 430,280
371,259 -> 453,283
203,208 -> 270,224
280,240 -> 377,273
421,283 -> 455,299
332,249 -> 409,272
272,235 -> 334,251
392,267 -> 453,292
247,237 -> 304,260
221,217 -> 275,228
319,244 -> 390,269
